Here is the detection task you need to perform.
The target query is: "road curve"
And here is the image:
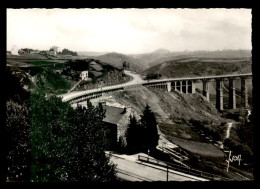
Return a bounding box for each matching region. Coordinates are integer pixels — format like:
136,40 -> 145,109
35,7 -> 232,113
58,70 -> 145,102
58,71 -> 252,102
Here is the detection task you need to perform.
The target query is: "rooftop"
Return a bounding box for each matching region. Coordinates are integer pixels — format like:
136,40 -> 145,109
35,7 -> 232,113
103,105 -> 127,125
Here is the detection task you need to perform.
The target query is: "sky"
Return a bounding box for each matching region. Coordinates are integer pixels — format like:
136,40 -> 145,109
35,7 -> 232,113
7,8 -> 252,54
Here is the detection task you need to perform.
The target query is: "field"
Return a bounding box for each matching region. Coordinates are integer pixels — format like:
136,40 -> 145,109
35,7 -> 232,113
144,60 -> 251,78
158,122 -> 225,158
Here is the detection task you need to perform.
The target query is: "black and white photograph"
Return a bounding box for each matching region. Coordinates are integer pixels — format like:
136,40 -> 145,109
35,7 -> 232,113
5,8 -> 253,182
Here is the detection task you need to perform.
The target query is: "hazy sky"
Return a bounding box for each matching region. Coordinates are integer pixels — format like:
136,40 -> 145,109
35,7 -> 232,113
7,8 -> 252,54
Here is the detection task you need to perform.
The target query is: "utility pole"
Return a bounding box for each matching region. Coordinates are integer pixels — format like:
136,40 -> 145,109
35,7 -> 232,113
166,164 -> 169,182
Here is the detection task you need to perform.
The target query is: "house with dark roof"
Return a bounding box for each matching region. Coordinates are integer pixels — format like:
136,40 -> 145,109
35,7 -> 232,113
91,62 -> 103,72
30,50 -> 40,54
101,103 -> 138,150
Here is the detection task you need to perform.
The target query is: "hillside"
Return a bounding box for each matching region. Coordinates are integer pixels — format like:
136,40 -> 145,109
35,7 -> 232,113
7,55 -> 129,95
128,49 -> 251,72
145,49 -> 252,68
109,86 -> 253,179
77,51 -> 108,57
144,59 -> 252,78
94,52 -> 146,72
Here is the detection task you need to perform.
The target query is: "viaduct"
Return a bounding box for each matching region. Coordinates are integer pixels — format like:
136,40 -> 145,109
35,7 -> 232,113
59,73 -> 252,111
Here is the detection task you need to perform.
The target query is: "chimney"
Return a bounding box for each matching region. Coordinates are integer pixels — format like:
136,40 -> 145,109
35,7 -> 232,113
98,101 -> 106,108
122,106 -> 127,114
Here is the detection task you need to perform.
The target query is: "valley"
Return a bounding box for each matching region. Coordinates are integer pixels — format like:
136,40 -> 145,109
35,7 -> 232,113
6,48 -> 253,181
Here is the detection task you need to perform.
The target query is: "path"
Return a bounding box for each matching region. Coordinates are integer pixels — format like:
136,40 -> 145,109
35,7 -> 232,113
226,122 -> 234,139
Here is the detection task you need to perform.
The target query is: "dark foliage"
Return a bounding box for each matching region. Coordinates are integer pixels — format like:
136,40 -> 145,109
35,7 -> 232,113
6,69 -> 116,182
30,95 -> 116,182
6,100 -> 31,182
70,102 -> 116,182
125,115 -> 142,152
189,118 -> 223,141
146,73 -> 162,80
125,105 -> 159,153
6,67 -> 30,103
140,104 -> 159,150
59,48 -> 78,56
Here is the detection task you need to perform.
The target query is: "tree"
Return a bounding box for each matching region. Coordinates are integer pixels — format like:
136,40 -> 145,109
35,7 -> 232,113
61,48 -> 78,56
6,100 -> 31,182
6,68 -> 31,182
30,95 -> 116,182
6,67 -> 116,182
140,104 -> 159,150
30,93 -> 76,182
122,62 -> 126,69
70,102 -> 116,182
6,67 -> 30,104
125,115 -> 141,152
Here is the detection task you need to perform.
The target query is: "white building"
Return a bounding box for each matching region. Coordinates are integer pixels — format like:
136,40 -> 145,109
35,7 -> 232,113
46,51 -> 56,56
80,71 -> 88,80
51,46 -> 60,53
11,45 -> 19,55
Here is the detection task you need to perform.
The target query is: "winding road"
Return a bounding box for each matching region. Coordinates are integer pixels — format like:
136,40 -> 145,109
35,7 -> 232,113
59,71 -> 252,103
59,70 -> 145,102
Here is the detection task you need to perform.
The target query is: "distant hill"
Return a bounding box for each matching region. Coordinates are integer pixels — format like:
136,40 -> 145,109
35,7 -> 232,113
8,49 -> 252,74
152,48 -> 171,54
77,51 -> 109,57
143,50 -> 252,68
143,57 -> 252,78
94,52 -> 145,72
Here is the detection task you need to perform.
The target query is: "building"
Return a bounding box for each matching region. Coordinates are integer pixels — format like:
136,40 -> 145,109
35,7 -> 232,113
75,101 -> 139,150
18,49 -> 25,55
30,50 -> 40,54
101,103 -> 138,150
80,71 -> 89,80
6,51 -> 11,56
50,46 -> 59,53
46,51 -> 56,57
11,45 -> 19,55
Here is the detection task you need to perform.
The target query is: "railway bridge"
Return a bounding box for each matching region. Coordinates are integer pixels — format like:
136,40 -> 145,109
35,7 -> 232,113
59,73 -> 252,111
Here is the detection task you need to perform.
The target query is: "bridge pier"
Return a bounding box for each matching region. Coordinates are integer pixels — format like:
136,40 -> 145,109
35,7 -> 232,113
202,80 -> 210,101
167,82 -> 171,92
229,79 -> 236,109
216,79 -> 224,111
241,78 -> 248,108
185,81 -> 188,94
192,81 -> 196,94
172,81 -> 177,91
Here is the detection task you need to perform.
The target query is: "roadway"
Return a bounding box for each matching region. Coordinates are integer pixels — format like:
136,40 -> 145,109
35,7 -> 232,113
109,153 -> 207,182
59,70 -> 145,102
58,71 -> 252,102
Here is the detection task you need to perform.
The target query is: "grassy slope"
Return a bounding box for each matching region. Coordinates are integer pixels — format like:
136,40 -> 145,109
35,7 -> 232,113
74,70 -> 131,91
7,55 -> 129,95
144,60 -> 251,78
30,67 -> 73,95
111,86 -> 253,179
146,50 -> 252,68
94,53 -> 145,72
111,86 -> 225,157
